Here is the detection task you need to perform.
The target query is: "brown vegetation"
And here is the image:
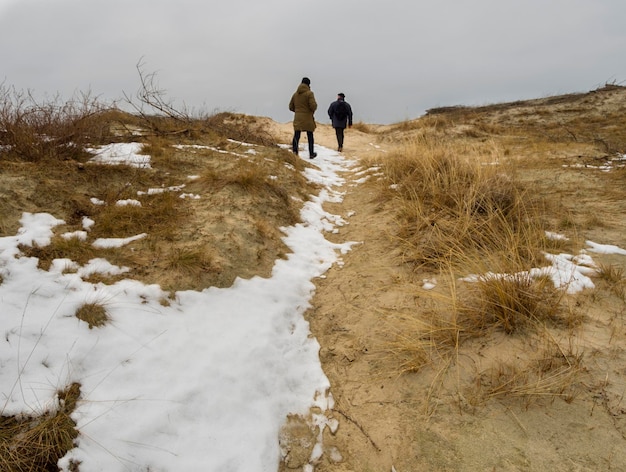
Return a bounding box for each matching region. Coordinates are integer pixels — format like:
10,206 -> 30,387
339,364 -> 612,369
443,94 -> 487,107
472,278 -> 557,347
300,84 -> 626,471
3,82 -> 626,471
0,384 -> 80,472
0,83 -> 317,470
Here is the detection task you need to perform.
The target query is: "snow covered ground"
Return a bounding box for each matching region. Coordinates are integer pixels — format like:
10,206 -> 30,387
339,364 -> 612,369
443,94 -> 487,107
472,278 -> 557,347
1,144 -> 356,471
1,141 -> 625,471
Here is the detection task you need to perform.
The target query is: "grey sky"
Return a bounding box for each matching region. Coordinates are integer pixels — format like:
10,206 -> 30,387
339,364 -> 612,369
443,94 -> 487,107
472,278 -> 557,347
1,0 -> 625,124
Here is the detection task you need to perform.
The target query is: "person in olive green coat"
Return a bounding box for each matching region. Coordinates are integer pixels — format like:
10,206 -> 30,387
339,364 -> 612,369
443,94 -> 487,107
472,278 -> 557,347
289,77 -> 318,159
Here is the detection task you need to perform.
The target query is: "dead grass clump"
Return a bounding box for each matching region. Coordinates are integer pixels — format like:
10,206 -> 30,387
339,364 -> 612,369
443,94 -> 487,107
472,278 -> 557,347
0,383 -> 80,472
197,160 -> 299,225
596,263 -> 626,299
468,340 -> 582,406
198,161 -> 251,190
19,192 -> 184,274
75,302 -> 109,328
597,262 -> 625,284
383,268 -> 566,378
79,163 -> 164,204
19,235 -> 98,271
139,135 -> 169,159
459,273 -> 563,335
382,270 -> 583,408
469,359 -> 579,406
377,134 -> 588,404
204,112 -> 277,146
391,114 -> 460,133
378,88 -> 626,416
384,311 -> 461,374
385,140 -> 544,270
350,121 -> 374,133
93,191 -> 182,240
166,247 -> 215,277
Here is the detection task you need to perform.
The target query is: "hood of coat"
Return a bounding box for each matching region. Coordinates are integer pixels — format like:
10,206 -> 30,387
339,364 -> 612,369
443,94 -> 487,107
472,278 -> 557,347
296,83 -> 311,94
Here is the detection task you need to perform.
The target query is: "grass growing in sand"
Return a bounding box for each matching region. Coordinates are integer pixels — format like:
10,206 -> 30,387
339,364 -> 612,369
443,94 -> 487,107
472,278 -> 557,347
4,78 -> 626,470
367,87 -> 626,410
379,137 -> 545,271
0,82 -> 319,469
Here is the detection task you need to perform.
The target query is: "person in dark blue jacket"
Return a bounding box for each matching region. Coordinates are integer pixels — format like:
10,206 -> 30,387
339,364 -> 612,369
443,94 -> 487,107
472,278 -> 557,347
327,93 -> 353,152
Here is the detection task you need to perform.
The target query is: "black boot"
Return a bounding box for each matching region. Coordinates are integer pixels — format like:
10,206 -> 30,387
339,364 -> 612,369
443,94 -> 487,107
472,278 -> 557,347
292,132 -> 301,155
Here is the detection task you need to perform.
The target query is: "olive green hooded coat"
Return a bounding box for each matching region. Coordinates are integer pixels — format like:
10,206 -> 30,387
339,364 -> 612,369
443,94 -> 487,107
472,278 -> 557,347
289,83 -> 317,131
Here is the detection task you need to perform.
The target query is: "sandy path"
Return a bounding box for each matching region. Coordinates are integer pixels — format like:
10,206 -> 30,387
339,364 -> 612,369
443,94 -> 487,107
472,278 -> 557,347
274,119 -> 626,471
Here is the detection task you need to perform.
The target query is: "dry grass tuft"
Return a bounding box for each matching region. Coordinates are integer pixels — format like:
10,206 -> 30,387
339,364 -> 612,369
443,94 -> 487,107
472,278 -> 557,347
197,159 -> 299,226
596,262 -> 626,299
166,246 -> 215,276
204,112 -> 278,146
0,383 -> 80,472
383,139 -> 546,271
139,135 -> 169,158
350,121 -> 374,133
94,191 -> 183,240
384,310 -> 460,374
383,268 -> 567,378
597,262 -> 625,284
459,273 -> 564,335
19,236 -> 98,271
75,302 -> 109,329
199,160 -> 265,191
467,339 -> 583,406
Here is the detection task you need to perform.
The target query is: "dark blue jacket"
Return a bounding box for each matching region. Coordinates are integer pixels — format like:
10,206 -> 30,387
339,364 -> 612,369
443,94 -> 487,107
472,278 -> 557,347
328,99 -> 353,129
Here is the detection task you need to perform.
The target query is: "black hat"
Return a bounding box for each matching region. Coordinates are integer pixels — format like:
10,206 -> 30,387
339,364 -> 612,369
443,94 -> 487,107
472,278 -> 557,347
338,93 -> 345,98
302,77 -> 311,85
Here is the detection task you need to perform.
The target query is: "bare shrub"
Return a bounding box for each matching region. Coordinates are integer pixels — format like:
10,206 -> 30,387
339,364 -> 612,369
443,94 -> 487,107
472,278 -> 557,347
123,60 -> 193,133
122,61 -> 279,147
0,84 -> 115,162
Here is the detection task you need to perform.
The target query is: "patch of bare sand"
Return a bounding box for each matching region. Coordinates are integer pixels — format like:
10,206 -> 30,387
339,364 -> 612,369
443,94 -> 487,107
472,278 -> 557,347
275,119 -> 626,471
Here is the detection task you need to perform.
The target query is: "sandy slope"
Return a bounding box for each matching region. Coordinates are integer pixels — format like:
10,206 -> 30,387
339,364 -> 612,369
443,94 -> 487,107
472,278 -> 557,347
273,110 -> 626,471
4,88 -> 626,471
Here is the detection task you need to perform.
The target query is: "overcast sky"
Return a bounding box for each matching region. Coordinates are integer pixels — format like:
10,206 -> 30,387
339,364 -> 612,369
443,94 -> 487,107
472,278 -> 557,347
1,0 -> 625,124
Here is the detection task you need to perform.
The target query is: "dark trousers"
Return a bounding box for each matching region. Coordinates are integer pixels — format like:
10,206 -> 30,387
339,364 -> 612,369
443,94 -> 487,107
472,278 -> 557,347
292,130 -> 315,156
334,127 -> 345,149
